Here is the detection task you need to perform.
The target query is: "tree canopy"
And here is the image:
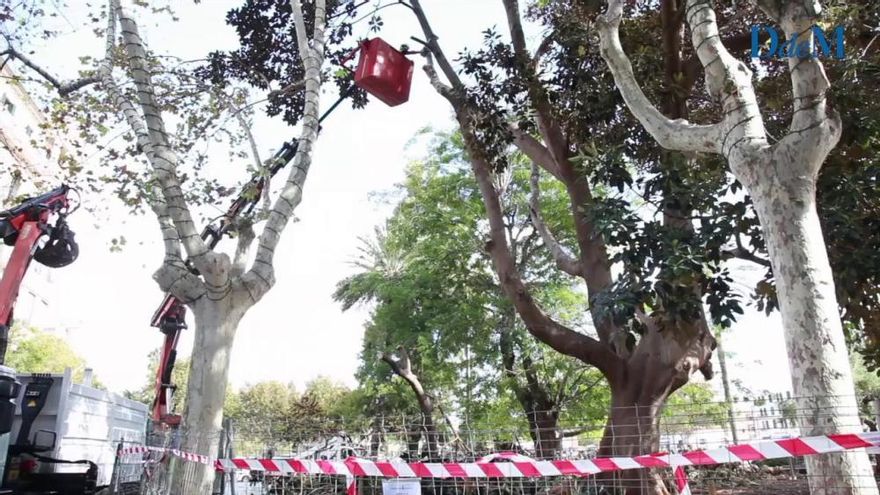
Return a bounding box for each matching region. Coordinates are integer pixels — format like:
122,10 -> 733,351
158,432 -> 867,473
5,324 -> 104,388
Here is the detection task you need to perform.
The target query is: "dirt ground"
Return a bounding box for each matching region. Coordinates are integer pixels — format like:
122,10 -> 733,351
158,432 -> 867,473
692,478 -> 809,494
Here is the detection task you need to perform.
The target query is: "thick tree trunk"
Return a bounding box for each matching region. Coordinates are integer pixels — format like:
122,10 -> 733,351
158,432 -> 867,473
419,413 -> 440,460
598,378 -> 673,495
499,309 -> 563,459
752,178 -> 877,495
525,408 -> 561,459
171,298 -> 243,494
405,424 -> 421,460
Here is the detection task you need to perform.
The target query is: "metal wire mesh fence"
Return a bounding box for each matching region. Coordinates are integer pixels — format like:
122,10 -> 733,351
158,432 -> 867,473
111,394 -> 880,494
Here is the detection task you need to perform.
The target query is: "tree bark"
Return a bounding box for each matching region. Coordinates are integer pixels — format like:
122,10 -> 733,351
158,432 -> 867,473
381,349 -> 440,459
751,172 -> 876,494
600,389 -> 670,495
499,304 -> 564,459
525,408 -> 561,460
171,298 -> 245,494
598,0 -> 879,491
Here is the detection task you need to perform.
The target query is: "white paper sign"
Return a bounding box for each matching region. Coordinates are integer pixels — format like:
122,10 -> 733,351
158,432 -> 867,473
381,479 -> 421,495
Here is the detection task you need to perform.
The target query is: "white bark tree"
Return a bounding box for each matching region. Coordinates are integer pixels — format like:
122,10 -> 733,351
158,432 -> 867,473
5,1 -> 327,493
598,0 -> 876,492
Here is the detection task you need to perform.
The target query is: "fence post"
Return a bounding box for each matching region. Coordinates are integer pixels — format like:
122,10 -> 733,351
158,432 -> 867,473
214,422 -> 227,495
226,418 -> 236,495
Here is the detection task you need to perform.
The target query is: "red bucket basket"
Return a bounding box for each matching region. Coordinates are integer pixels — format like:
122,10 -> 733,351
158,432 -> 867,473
352,38 -> 414,107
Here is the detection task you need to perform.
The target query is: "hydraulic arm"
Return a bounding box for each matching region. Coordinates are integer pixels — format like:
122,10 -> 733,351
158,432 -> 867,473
0,185 -> 78,365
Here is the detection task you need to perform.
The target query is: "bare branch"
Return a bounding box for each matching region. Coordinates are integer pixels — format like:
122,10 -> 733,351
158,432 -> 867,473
529,162 -> 582,277
597,0 -> 722,154
532,33 -> 554,68
510,127 -> 562,180
244,0 -> 327,301
409,0 -> 464,91
380,348 -> 429,408
267,78 -> 306,100
422,51 -> 456,103
722,233 -> 771,267
113,1 -> 210,269
228,101 -> 272,217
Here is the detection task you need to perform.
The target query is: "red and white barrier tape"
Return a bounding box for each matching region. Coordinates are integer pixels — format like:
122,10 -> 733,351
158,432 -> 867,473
213,433 -> 880,478
119,431 -> 880,494
117,445 -> 213,465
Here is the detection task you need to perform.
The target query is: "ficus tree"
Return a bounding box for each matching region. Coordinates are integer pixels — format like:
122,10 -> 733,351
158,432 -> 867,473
399,1 -> 737,490
597,0 -> 877,491
2,1 -> 331,492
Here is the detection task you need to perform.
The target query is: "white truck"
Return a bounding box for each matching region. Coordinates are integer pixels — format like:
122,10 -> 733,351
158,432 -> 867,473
3,368 -> 149,493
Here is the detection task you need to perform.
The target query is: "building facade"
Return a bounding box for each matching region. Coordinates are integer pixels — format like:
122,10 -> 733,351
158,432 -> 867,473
0,63 -> 67,333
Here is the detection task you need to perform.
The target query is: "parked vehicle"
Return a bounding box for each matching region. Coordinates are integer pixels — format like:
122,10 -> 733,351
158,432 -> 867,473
3,369 -> 148,493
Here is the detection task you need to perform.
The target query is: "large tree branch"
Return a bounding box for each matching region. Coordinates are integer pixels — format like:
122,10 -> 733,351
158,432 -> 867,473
113,1 -> 211,274
97,1 -> 182,271
381,348 -> 434,417
410,0 -> 622,359
244,0 -> 326,302
510,127 -> 562,180
505,12 -> 617,344
409,0 -> 464,92
597,1 -> 722,154
681,0 -> 767,163
778,5 -> 840,163
502,0 -> 569,165
0,46 -> 100,97
380,347 -> 439,459
681,30 -> 770,92
465,120 -> 621,379
529,162 -> 582,277
115,4 -> 170,148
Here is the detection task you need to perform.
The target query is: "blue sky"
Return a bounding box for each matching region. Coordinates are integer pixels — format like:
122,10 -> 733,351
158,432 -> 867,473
15,0 -> 792,399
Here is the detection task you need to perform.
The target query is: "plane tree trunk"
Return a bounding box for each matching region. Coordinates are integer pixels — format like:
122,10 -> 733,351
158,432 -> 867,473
49,1 -> 328,493
598,0 -> 878,492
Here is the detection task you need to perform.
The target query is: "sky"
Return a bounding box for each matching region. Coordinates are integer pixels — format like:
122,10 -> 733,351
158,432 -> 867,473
8,0 -> 794,400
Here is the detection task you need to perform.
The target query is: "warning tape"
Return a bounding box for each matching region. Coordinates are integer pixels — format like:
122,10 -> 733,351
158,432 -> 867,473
119,432 -> 880,482
214,433 -> 880,477
117,445 -> 213,465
